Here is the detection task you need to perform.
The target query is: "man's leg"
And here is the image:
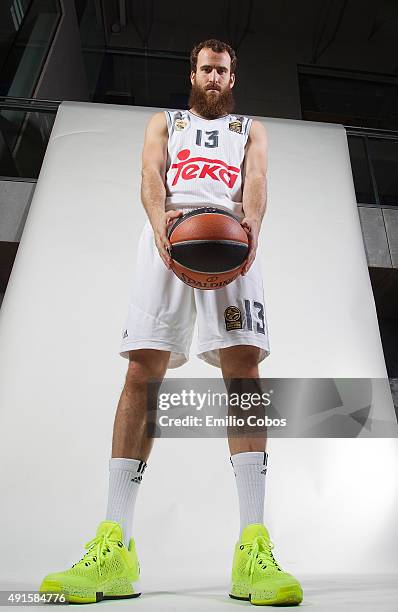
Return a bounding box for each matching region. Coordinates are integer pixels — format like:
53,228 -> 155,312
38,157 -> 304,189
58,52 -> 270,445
220,345 -> 266,456
106,349 -> 170,546
222,345 -> 303,606
220,345 -> 268,533
112,349 -> 170,460
39,348 -> 170,604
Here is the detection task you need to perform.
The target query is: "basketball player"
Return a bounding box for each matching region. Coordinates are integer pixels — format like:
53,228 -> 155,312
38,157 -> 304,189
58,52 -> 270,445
40,39 -> 303,606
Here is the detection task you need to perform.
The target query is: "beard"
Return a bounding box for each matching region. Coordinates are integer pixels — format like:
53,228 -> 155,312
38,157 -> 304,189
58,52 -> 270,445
188,82 -> 235,119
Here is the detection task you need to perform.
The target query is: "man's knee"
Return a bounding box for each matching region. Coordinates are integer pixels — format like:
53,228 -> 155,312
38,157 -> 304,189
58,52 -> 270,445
126,349 -> 170,384
220,345 -> 261,376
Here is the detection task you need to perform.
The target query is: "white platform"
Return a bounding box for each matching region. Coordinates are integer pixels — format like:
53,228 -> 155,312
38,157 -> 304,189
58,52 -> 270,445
1,576 -> 397,611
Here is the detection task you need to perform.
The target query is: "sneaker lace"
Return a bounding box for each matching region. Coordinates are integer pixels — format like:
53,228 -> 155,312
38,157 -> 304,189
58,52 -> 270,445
71,525 -> 124,578
242,536 -> 282,577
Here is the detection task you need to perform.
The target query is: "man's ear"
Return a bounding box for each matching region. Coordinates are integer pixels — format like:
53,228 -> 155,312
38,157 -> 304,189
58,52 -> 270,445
190,71 -> 196,85
230,73 -> 236,88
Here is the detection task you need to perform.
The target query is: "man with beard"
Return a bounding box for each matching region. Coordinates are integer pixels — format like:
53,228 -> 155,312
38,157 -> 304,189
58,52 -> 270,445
39,40 -> 303,606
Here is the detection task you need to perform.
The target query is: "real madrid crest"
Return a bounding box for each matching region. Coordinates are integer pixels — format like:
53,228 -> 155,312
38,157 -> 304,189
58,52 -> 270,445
229,118 -> 243,134
175,118 -> 188,131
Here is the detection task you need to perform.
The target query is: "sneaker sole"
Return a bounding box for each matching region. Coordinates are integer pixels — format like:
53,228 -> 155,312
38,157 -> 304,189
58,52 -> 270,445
230,585 -> 303,606
40,579 -> 141,604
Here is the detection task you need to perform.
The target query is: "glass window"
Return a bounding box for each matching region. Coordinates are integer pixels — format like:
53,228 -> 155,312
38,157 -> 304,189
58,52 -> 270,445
367,139 -> 398,207
0,0 -> 61,98
93,53 -> 189,108
347,136 -> 376,205
0,108 -> 56,179
299,68 -> 398,131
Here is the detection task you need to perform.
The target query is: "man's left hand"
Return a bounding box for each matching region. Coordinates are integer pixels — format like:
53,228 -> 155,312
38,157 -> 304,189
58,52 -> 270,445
241,217 -> 260,275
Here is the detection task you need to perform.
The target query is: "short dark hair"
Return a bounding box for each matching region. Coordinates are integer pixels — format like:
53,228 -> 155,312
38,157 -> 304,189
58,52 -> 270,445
190,39 -> 237,74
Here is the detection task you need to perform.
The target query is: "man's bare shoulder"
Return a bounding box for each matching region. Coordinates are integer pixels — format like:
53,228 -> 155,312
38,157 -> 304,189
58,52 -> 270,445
248,119 -> 267,141
145,111 -> 168,134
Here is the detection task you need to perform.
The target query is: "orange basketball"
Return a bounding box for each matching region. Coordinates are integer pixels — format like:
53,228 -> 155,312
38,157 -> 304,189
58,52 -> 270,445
168,208 -> 249,290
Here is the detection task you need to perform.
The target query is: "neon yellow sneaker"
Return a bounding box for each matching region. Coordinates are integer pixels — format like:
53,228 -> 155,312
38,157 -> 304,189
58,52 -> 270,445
39,520 -> 141,604
230,524 -> 303,606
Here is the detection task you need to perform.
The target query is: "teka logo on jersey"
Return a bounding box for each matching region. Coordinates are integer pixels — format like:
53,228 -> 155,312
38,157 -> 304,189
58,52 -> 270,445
170,149 -> 240,188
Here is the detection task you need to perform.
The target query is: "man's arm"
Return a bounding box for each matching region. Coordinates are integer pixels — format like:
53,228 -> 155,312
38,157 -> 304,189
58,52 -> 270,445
241,119 -> 268,274
141,112 -> 182,268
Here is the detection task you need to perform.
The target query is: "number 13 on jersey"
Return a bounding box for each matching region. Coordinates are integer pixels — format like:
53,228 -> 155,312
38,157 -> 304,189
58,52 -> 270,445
196,130 -> 219,148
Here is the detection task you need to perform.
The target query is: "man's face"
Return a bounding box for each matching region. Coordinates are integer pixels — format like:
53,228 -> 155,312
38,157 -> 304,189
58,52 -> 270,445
189,48 -> 236,119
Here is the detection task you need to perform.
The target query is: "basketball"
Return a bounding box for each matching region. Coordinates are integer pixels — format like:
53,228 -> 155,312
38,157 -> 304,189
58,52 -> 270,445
168,207 -> 249,290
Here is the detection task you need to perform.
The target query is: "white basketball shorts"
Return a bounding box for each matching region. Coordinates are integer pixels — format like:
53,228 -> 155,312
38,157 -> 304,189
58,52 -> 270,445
119,219 -> 270,369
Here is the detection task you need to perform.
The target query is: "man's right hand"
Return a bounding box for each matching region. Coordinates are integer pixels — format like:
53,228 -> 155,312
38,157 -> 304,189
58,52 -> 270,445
152,210 -> 183,268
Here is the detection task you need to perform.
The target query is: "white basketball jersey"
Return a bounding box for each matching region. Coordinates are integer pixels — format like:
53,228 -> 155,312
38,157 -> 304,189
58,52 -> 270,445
164,109 -> 252,220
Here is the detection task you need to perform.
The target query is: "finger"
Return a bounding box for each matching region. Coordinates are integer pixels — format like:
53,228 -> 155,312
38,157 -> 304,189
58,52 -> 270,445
160,250 -> 171,269
155,239 -> 171,268
242,252 -> 256,275
250,239 -> 258,253
164,246 -> 171,262
166,210 -> 183,221
246,243 -> 254,260
166,211 -> 182,233
163,240 -> 172,264
156,231 -> 171,251
242,262 -> 250,276
246,231 -> 255,248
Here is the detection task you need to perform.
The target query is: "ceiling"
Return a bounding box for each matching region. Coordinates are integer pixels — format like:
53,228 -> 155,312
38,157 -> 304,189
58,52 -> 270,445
104,0 -> 398,73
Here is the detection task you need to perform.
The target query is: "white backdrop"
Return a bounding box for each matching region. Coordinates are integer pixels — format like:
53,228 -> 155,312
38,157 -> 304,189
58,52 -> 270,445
0,102 -> 397,597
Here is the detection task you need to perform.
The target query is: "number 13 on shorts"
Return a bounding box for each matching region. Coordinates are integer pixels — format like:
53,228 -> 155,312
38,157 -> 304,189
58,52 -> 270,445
244,299 -> 266,334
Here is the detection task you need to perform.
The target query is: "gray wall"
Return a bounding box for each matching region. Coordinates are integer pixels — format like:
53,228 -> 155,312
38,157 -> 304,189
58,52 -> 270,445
359,207 -> 398,268
0,180 -> 34,302
0,180 -> 35,241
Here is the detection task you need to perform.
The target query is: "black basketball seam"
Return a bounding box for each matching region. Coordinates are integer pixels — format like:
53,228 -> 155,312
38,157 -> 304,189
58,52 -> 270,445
171,239 -> 248,247
173,263 -> 245,275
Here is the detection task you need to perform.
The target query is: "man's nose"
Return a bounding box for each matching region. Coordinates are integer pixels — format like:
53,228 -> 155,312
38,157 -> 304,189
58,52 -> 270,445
209,68 -> 219,81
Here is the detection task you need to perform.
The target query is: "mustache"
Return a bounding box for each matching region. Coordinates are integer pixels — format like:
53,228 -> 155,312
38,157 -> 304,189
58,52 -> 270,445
206,84 -> 221,91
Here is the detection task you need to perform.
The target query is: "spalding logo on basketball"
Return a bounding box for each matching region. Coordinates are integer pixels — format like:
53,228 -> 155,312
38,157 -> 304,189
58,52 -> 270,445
168,208 -> 249,290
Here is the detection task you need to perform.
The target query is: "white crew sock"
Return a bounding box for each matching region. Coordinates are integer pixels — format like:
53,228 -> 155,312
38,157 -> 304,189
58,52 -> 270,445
230,451 -> 268,535
105,457 -> 147,547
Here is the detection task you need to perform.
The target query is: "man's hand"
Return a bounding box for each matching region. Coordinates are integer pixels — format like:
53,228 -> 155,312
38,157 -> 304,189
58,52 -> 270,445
241,217 -> 260,275
152,210 -> 183,268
